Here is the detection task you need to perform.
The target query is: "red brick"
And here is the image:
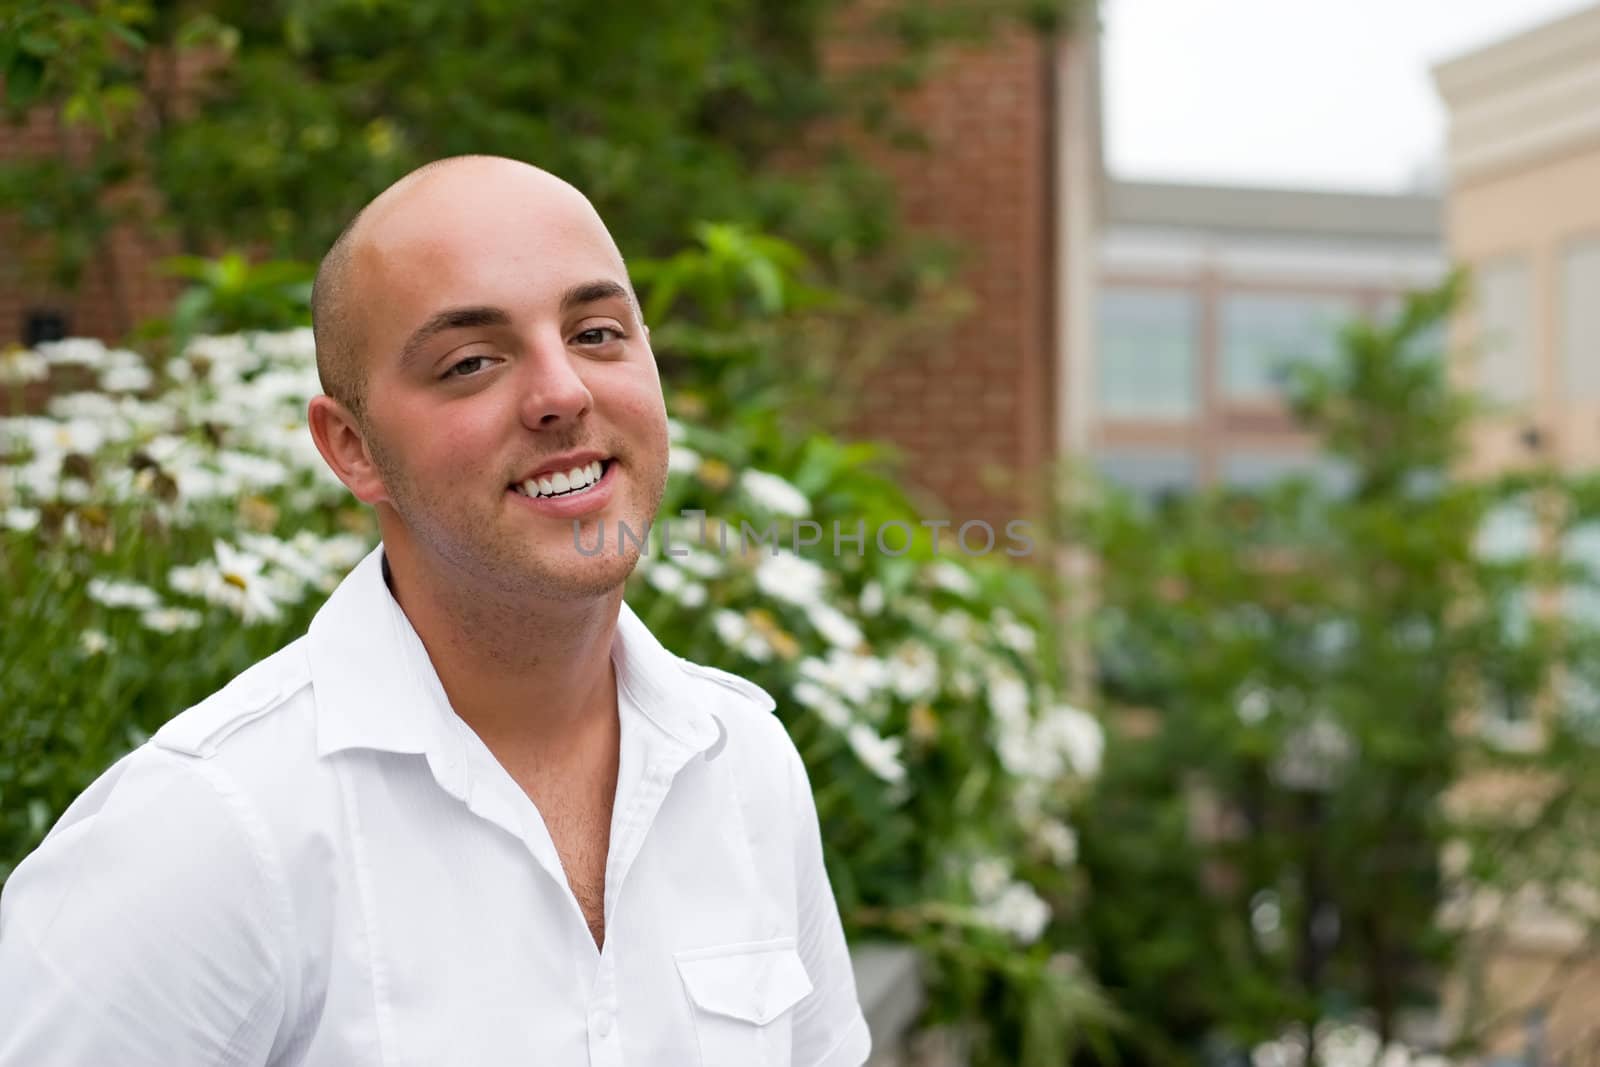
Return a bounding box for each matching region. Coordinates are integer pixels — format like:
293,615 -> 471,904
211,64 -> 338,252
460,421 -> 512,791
827,23 -> 1057,532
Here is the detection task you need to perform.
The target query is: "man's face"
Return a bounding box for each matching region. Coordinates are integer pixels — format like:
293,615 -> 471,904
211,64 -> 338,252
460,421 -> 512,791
345,163 -> 670,600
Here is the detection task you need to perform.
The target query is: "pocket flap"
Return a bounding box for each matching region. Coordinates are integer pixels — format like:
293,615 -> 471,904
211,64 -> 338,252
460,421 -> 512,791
675,940 -> 814,1025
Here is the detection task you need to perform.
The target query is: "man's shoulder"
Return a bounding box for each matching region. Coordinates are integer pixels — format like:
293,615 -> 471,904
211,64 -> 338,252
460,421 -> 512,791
150,636 -> 316,762
674,656 -> 776,714
670,655 -> 801,774
125,637 -> 336,889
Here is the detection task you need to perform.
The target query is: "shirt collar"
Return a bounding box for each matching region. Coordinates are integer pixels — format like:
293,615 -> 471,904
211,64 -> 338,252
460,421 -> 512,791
307,545 -> 723,774
610,593 -> 725,755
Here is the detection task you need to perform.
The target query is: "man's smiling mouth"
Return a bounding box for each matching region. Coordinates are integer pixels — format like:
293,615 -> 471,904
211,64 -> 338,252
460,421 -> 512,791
510,459 -> 611,500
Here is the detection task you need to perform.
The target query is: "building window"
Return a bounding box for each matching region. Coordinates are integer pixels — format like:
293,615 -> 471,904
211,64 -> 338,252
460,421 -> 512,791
22,308 -> 69,348
1097,288 -> 1197,419
1220,451 -> 1352,496
1475,258 -> 1532,406
1479,500 -> 1540,747
1560,517 -> 1600,738
1563,521 -> 1600,628
1478,501 -> 1538,563
1561,239 -> 1600,401
1478,499 -> 1537,643
1093,448 -> 1196,505
1221,293 -> 1356,401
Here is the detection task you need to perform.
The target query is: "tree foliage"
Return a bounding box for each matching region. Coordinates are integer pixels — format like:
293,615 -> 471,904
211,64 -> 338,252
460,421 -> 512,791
2,0 -> 1085,308
1070,274 -> 1600,1064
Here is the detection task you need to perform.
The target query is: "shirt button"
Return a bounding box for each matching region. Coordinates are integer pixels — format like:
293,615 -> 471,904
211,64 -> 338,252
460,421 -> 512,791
595,1014 -> 612,1038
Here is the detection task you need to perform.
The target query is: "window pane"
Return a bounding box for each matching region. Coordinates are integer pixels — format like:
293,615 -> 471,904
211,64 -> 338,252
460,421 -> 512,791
1560,671 -> 1600,743
1562,240 -> 1600,401
1097,288 -> 1197,418
1476,259 -> 1532,405
1564,522 -> 1600,627
1220,451 -> 1352,495
1221,294 -> 1356,400
1477,501 -> 1540,746
1094,448 -> 1196,503
1478,502 -> 1538,563
1479,501 -> 1536,647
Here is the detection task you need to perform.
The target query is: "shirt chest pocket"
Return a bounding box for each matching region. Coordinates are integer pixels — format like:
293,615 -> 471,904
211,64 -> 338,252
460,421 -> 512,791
675,937 -> 814,1067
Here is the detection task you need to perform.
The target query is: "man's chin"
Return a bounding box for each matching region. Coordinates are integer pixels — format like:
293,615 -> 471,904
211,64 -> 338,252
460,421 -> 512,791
505,545 -> 642,603
538,574 -> 632,604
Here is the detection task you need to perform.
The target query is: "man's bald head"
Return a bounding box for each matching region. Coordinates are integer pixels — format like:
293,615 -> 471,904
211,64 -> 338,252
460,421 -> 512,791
303,152 -> 669,610
309,155 -> 615,420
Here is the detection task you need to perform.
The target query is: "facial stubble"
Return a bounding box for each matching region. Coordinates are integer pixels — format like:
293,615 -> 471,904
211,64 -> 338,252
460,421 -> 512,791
363,421 -> 666,604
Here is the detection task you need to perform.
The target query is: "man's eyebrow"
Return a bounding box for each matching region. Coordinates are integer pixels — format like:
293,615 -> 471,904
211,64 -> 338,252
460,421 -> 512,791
397,306 -> 512,369
561,279 -> 635,315
396,282 -> 635,369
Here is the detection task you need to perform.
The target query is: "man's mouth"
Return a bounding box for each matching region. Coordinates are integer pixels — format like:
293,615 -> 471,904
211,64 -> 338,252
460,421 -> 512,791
510,459 -> 612,500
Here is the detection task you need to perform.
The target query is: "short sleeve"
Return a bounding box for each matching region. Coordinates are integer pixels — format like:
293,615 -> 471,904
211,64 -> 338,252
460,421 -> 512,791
0,745 -> 290,1066
782,736 -> 873,1067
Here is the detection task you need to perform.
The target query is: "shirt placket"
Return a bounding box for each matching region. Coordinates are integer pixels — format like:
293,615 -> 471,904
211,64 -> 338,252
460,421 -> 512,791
585,955 -> 623,1067
587,738 -> 700,1066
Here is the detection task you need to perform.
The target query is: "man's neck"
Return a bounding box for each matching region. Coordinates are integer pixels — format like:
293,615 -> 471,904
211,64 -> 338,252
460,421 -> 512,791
380,545 -> 623,759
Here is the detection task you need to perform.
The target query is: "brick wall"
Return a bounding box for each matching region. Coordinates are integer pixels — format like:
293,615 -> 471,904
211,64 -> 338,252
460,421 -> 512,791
829,25 -> 1060,533
0,71 -> 189,349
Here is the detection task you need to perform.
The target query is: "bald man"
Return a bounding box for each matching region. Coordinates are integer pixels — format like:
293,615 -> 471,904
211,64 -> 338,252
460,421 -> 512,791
0,156 -> 872,1067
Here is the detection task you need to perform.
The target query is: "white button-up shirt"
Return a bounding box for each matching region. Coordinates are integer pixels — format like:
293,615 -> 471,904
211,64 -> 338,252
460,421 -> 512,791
0,547 -> 871,1066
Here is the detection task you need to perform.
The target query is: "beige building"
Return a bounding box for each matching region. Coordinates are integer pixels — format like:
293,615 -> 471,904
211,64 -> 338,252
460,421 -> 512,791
1093,179 -> 1445,502
1434,6 -> 1600,1062
1436,3 -> 1600,480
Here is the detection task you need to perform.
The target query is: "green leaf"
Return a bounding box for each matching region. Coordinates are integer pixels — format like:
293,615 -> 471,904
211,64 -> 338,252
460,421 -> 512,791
17,31 -> 61,58
169,286 -> 213,338
745,257 -> 785,315
160,255 -> 215,281
106,20 -> 147,51
2,53 -> 45,111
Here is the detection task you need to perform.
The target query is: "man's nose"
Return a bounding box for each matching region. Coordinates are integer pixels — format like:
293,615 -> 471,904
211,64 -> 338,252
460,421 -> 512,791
518,334 -> 593,429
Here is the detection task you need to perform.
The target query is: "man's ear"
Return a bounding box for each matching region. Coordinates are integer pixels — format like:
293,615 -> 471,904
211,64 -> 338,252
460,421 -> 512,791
308,395 -> 389,505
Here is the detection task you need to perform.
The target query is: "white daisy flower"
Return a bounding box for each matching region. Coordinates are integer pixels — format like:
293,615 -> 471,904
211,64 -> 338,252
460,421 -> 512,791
86,578 -> 163,612
739,468 -> 811,518
846,723 -> 906,784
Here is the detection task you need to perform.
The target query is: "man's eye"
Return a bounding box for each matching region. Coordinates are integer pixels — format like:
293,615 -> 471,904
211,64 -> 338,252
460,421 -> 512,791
573,327 -> 621,345
444,355 -> 490,378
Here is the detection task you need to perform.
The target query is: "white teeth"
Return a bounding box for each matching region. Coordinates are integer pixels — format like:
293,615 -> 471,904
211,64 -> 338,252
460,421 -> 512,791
517,459 -> 608,499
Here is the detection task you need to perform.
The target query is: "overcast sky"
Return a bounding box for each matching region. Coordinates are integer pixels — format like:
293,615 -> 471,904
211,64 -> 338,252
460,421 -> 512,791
1102,0 -> 1597,192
